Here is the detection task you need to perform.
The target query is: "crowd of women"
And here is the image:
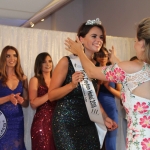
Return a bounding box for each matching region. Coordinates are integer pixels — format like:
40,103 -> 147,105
0,17 -> 150,150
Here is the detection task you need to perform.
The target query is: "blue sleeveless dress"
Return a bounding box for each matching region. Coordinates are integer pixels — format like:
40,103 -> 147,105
0,80 -> 26,150
98,82 -> 118,150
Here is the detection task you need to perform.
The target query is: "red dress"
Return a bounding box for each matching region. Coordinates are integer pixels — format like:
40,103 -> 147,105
31,85 -> 56,150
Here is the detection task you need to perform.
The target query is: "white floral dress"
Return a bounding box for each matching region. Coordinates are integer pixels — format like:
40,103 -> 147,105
102,63 -> 150,150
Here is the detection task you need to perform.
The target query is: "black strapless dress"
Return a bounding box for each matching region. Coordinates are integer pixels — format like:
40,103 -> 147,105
52,56 -> 100,150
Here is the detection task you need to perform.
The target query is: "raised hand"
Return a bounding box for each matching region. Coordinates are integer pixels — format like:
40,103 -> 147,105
65,37 -> 83,55
109,46 -> 120,64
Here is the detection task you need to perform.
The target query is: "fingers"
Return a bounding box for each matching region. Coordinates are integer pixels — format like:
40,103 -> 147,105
71,71 -> 84,88
15,94 -> 24,104
75,36 -> 80,43
10,94 -> 18,105
10,93 -> 24,105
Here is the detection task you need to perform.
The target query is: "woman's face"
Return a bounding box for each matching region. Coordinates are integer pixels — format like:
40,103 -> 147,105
41,55 -> 52,73
6,49 -> 17,68
96,51 -> 109,66
80,26 -> 103,54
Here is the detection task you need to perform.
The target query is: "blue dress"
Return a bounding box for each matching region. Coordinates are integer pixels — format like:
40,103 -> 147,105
98,82 -> 118,150
0,80 -> 26,150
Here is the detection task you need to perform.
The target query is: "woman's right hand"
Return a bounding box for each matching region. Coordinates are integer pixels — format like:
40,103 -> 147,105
10,93 -> 18,105
104,116 -> 118,131
70,71 -> 83,88
109,46 -> 120,64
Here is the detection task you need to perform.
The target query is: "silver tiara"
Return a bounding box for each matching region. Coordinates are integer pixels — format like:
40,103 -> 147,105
85,18 -> 101,25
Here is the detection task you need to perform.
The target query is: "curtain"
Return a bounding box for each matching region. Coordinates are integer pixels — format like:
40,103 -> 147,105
0,25 -> 135,150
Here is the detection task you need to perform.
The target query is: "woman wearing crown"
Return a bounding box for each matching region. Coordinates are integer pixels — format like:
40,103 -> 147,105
48,19 -> 117,150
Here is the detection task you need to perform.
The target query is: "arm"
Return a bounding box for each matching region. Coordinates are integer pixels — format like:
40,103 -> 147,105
99,102 -> 118,130
48,57 -> 81,101
104,82 -> 121,99
0,94 -> 18,105
65,37 -> 120,80
29,77 -> 48,109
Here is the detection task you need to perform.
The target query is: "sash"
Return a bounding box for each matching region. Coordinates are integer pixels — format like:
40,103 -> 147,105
69,54 -> 107,148
0,110 -> 7,138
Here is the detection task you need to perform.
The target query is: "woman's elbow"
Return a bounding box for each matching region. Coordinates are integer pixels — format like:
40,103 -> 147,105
30,101 -> 37,109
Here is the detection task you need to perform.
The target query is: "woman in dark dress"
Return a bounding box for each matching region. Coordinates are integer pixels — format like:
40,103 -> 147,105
0,45 -> 29,150
49,19 -> 117,150
29,52 -> 56,150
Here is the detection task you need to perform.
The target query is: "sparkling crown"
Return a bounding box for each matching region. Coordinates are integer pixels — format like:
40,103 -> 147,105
85,18 -> 101,25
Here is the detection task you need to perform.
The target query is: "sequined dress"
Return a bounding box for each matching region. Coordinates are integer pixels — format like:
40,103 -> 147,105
52,56 -> 100,150
31,85 -> 56,150
0,80 -> 26,150
102,63 -> 150,150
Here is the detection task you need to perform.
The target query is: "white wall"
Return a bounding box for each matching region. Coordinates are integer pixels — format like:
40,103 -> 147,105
35,0 -> 150,38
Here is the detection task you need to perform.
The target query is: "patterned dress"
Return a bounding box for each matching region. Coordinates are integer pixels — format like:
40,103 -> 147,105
52,56 -> 100,150
31,85 -> 56,150
102,63 -> 150,150
0,80 -> 26,150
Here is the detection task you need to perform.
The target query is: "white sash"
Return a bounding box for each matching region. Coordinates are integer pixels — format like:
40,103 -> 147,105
0,110 -> 7,138
69,54 -> 107,148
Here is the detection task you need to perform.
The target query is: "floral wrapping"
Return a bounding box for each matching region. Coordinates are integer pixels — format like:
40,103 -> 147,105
102,63 -> 150,150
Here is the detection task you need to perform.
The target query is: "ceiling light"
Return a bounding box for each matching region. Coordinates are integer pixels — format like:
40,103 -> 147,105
41,19 -> 44,22
30,22 -> 34,27
21,0 -> 73,27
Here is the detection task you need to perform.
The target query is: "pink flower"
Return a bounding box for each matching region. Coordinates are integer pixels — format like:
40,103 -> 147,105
141,138 -> 150,150
105,71 -> 117,82
124,106 -> 129,114
140,116 -> 150,128
121,92 -> 126,103
127,117 -> 132,128
114,67 -> 125,81
134,102 -> 149,113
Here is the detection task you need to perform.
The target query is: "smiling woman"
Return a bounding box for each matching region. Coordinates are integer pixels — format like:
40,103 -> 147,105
29,52 -> 56,150
0,45 -> 29,150
48,18 -> 117,150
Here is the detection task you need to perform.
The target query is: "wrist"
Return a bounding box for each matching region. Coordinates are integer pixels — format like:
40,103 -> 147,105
70,82 -> 77,89
102,113 -> 108,121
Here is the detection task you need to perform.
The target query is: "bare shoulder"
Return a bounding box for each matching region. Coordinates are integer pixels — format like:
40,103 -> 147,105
54,56 -> 69,71
118,60 -> 144,74
29,77 -> 38,83
57,56 -> 69,67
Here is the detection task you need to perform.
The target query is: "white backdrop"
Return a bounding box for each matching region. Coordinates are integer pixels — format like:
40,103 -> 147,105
0,25 -> 135,150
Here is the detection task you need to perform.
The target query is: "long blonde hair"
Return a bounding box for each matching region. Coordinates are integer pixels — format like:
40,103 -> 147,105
137,17 -> 150,64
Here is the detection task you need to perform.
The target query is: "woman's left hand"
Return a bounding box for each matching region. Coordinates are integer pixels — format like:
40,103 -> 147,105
104,117 -> 118,131
15,93 -> 24,104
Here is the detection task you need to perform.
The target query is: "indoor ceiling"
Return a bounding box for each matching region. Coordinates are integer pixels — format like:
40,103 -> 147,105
0,0 -> 69,27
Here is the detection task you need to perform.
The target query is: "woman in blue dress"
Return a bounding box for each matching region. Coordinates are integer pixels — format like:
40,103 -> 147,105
0,46 -> 29,150
94,47 -> 121,150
